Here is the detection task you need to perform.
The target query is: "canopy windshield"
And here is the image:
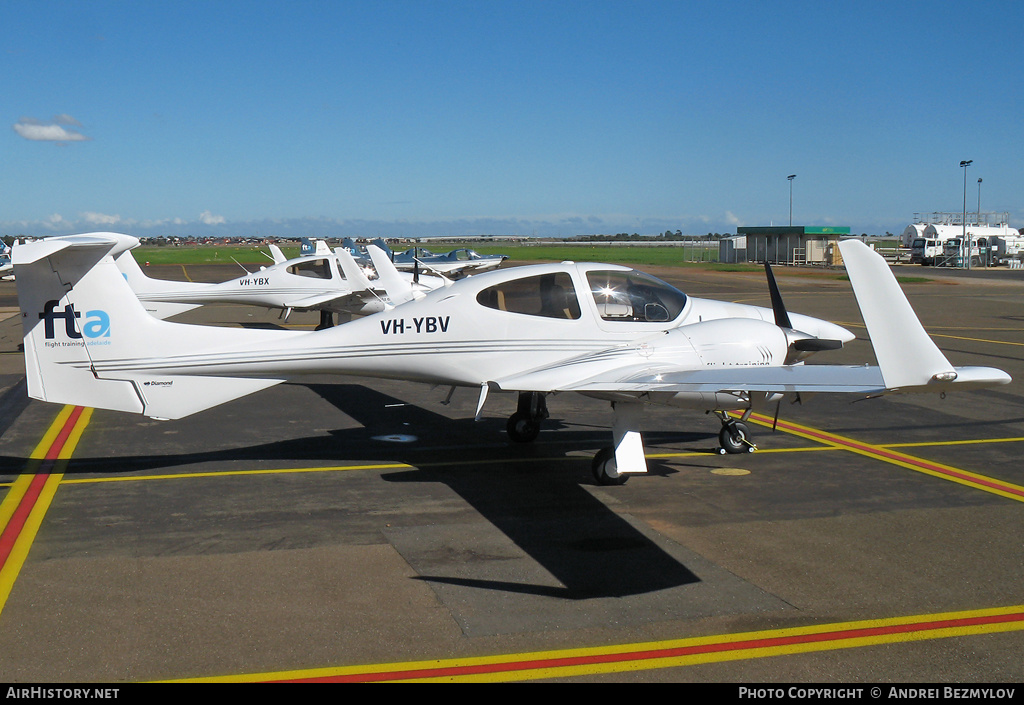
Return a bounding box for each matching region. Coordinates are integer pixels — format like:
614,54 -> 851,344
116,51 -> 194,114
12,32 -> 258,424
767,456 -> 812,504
586,270 -> 687,322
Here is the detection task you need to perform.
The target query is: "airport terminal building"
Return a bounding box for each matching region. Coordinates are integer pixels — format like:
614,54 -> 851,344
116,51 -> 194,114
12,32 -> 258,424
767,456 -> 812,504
720,226 -> 850,265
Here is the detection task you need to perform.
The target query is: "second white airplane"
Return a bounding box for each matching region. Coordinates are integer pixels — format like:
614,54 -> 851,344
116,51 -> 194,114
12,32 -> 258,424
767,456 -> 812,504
115,240 -> 443,328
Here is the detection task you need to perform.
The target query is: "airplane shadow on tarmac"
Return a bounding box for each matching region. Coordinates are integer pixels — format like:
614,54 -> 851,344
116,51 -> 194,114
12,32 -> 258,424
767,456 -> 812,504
5,382 -> 707,600
304,383 -> 703,600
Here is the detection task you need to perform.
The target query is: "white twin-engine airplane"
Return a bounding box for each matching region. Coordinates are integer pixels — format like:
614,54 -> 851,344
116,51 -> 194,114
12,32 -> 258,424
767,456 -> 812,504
114,239 -> 445,328
14,233 -> 1010,485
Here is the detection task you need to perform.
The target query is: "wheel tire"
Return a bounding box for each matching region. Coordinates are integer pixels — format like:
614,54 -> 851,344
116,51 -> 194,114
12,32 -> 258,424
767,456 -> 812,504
718,421 -> 751,454
591,447 -> 628,485
506,411 -> 540,443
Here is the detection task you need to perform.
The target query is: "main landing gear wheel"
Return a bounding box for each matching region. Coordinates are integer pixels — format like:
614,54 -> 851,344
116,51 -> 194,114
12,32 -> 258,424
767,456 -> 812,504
506,411 -> 541,443
506,391 -> 549,443
592,447 -> 628,486
718,421 -> 754,454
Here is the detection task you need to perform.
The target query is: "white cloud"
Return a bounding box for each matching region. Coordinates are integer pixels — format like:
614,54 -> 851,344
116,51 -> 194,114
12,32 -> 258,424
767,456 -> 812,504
13,116 -> 91,142
81,212 -> 122,225
44,213 -> 66,229
199,210 -> 226,225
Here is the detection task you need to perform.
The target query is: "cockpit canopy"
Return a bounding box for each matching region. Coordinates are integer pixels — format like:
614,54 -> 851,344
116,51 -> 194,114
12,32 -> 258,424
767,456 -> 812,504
475,267 -> 687,323
476,272 -> 581,319
586,270 -> 687,322
287,258 -> 344,280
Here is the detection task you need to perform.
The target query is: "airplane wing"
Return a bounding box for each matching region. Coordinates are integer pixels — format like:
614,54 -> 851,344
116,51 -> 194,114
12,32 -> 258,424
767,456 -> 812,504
494,361 -> 1008,397
285,291 -> 366,310
493,363 -> 886,395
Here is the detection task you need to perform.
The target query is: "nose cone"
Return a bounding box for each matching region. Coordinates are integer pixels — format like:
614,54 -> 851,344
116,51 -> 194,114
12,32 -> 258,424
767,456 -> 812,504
788,312 -> 856,344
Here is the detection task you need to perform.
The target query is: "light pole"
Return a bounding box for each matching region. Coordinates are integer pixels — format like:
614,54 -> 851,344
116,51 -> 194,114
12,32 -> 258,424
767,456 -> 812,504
977,177 -> 982,220
960,160 -> 972,268
787,174 -> 796,227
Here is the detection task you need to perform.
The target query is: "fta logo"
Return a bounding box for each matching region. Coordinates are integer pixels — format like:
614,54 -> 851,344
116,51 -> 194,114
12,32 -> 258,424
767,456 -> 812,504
39,300 -> 111,339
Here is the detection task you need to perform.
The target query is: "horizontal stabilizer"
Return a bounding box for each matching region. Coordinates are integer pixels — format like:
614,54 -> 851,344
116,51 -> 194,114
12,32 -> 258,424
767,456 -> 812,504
13,232 -> 136,267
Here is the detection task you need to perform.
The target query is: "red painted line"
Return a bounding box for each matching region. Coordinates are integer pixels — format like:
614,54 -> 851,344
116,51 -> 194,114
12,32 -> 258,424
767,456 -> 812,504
275,610 -> 1024,682
43,405 -> 85,461
0,475 -> 49,571
0,407 -> 85,571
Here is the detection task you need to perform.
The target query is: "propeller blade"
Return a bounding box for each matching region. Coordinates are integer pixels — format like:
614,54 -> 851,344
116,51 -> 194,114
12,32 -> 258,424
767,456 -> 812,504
792,338 -> 844,352
764,262 -> 792,329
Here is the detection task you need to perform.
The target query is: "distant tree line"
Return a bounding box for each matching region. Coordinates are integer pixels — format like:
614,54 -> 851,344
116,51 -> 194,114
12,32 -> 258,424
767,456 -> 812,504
573,231 -> 729,242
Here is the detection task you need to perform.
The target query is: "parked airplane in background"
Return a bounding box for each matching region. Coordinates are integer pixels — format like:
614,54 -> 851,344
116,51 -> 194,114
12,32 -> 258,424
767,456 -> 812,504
299,237 -> 329,257
14,234 -> 1010,485
380,243 -> 509,277
0,242 -> 12,279
115,240 -> 441,328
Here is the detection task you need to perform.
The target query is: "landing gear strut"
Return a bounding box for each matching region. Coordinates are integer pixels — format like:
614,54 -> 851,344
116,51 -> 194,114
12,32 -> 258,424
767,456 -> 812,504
315,310 -> 335,331
506,392 -> 548,443
591,401 -> 647,486
716,411 -> 755,454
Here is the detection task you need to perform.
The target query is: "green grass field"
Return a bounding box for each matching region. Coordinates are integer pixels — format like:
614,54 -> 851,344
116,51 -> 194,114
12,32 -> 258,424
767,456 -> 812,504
128,242 -> 761,271
128,241 -> 927,281
129,245 -> 295,265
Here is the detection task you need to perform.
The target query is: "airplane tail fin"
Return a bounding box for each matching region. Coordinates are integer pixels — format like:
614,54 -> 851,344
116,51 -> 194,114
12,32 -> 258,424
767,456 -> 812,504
371,238 -> 394,260
114,250 -> 202,319
333,247 -> 374,290
15,233 -> 297,419
367,244 -> 416,304
267,244 -> 287,264
114,248 -> 163,292
838,239 -> 1009,391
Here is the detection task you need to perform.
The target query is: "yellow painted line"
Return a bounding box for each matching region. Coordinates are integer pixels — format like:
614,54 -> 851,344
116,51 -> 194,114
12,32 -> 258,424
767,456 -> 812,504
60,463 -> 414,485
648,445 -> 835,459
835,321 -> 1024,346
930,333 -> 1024,347
929,327 -> 1024,332
55,433 -> 1024,486
170,604 -> 1024,682
0,405 -> 77,530
747,414 -> 1024,502
0,406 -> 92,615
883,436 -> 1024,449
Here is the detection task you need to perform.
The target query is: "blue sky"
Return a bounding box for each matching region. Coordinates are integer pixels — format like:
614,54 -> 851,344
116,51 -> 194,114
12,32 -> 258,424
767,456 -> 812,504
3,0 -> 1022,239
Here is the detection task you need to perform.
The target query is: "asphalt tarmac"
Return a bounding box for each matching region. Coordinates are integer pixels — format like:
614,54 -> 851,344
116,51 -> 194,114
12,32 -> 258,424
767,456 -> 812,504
0,261 -> 1023,683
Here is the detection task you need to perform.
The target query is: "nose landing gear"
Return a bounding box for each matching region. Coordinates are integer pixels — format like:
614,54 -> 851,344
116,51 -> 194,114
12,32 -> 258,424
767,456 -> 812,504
506,391 -> 549,443
716,411 -> 755,454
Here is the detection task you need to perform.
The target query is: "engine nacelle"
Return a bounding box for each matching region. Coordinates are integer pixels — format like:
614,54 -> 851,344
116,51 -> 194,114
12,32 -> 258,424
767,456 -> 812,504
672,318 -> 791,368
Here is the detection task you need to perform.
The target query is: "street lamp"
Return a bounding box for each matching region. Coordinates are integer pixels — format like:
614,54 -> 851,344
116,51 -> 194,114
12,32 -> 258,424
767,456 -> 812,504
977,177 -> 983,220
787,174 -> 796,227
960,160 -> 972,268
